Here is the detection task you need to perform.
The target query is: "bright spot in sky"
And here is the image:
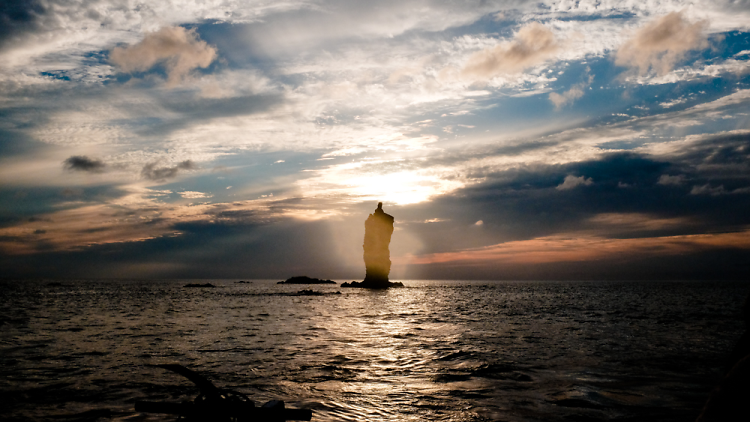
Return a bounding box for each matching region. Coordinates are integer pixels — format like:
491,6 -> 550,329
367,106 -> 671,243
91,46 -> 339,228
343,171 -> 464,205
300,160 -> 466,205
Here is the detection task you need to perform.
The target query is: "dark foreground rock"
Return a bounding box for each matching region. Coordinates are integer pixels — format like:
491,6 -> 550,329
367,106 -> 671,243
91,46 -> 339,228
293,289 -> 342,296
341,280 -> 404,289
184,283 -> 215,288
278,276 -> 337,284
696,292 -> 750,421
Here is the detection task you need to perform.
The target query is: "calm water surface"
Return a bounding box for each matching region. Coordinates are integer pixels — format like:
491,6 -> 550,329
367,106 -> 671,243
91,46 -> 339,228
0,280 -> 747,421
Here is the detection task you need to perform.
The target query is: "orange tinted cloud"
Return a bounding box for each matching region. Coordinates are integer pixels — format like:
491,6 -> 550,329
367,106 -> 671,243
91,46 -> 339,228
0,191 -> 345,255
616,12 -> 709,76
403,230 -> 750,266
110,26 -> 217,86
462,22 -> 559,79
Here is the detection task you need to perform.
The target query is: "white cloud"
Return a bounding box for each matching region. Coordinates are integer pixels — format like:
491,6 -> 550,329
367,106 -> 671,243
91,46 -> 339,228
629,58 -> 750,85
549,68 -> 594,109
557,175 -> 594,190
659,97 -> 688,108
179,191 -> 212,199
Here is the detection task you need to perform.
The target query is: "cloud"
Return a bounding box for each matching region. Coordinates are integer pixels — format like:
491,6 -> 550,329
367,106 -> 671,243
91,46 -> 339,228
690,184 -> 750,195
556,175 -> 593,190
141,160 -> 197,181
549,69 -> 594,109
690,184 -> 725,195
461,22 -> 560,80
178,191 -> 212,199
0,1 -> 47,50
110,26 -> 217,86
615,11 -> 709,76
549,86 -> 585,109
412,231 -> 750,265
63,155 -> 105,173
657,174 -> 686,185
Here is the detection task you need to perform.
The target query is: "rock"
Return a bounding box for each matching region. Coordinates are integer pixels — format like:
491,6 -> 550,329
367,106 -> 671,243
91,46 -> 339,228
183,283 -> 215,288
341,280 -> 404,288
362,202 -> 394,285
696,291 -> 750,421
278,276 -> 337,284
341,202 -> 405,289
697,355 -> 750,421
295,289 -> 324,296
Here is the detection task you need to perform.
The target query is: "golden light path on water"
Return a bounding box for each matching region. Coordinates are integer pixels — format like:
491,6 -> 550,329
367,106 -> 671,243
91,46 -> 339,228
311,288 -> 471,421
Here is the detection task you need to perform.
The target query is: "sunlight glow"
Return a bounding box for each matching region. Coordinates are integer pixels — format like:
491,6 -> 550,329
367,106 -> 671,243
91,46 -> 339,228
344,171 -> 462,205
301,162 -> 466,205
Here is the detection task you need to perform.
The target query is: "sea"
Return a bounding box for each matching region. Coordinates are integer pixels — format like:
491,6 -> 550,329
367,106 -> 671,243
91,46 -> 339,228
1,279 -> 748,422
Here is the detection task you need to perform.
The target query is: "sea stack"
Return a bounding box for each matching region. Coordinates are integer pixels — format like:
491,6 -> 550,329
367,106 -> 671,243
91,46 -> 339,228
342,202 -> 403,288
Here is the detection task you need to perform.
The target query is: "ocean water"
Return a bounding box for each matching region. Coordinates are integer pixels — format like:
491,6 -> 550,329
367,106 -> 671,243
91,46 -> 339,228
0,279 -> 747,422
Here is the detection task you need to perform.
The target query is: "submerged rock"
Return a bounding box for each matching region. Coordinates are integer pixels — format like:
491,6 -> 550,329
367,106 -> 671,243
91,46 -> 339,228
278,276 -> 337,284
341,280 -> 404,288
183,283 -> 215,288
295,289 -> 324,296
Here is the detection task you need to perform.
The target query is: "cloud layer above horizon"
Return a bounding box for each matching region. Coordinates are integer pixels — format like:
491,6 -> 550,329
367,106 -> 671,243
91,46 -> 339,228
1,0 -> 750,280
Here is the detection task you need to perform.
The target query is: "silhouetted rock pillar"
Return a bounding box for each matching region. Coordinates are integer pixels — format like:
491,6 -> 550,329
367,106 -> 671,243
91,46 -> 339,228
340,202 -> 403,289
363,202 -> 394,286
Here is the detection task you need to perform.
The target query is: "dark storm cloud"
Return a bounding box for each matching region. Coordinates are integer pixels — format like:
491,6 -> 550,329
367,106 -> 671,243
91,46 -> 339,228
141,160 -> 197,181
672,132 -> 750,170
63,155 -> 106,173
0,185 -> 128,229
399,133 -> 750,258
0,0 -> 46,49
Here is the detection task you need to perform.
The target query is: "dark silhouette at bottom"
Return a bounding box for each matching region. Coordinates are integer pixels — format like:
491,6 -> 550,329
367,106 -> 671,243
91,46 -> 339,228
342,202 -> 404,289
135,364 -> 311,421
696,293 -> 750,421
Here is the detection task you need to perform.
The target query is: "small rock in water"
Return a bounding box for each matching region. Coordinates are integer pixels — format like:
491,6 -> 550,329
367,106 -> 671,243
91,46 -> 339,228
278,276 -> 336,284
183,283 -> 215,288
295,289 -> 324,296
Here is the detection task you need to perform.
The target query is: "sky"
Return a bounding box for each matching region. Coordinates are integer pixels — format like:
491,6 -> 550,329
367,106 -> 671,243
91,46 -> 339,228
1,0 -> 749,280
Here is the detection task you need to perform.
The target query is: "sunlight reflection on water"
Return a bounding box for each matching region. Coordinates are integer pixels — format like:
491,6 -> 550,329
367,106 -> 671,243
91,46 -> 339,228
0,279 -> 747,421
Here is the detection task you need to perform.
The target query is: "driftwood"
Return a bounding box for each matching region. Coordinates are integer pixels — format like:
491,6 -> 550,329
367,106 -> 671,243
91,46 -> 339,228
135,364 -> 312,421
